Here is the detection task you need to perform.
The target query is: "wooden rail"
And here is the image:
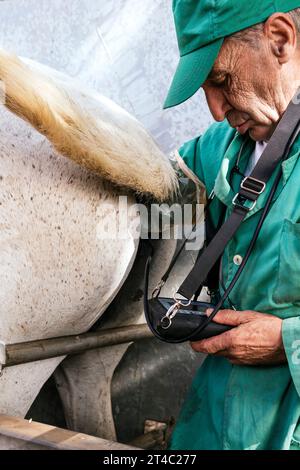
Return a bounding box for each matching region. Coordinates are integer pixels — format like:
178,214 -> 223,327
0,414 -> 140,450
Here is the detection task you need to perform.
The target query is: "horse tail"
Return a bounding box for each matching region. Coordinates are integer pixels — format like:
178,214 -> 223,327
0,48 -> 178,201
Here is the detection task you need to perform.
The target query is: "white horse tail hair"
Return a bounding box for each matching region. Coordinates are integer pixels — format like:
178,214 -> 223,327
0,48 -> 179,202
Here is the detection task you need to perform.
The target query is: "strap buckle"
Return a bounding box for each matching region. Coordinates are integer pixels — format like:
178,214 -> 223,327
232,194 -> 257,212
241,176 -> 266,195
232,176 -> 265,212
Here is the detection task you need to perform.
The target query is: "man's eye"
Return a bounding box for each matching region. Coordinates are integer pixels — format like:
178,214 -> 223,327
212,75 -> 230,89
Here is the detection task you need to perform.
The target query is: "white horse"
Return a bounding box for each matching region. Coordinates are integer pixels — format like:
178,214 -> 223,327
0,49 -> 181,436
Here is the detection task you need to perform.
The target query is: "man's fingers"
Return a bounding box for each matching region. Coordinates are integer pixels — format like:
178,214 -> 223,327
190,330 -> 233,355
205,308 -> 257,326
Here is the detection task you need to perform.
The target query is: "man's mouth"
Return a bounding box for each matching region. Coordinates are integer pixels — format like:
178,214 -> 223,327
235,120 -> 250,134
226,111 -> 252,135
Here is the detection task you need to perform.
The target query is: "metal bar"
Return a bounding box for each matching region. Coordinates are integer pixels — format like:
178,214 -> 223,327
1,324 -> 152,368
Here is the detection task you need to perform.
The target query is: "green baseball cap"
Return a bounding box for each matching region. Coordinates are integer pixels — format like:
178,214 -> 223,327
164,0 -> 300,109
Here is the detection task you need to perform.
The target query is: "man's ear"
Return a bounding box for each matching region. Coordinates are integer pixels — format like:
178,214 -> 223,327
264,12 -> 297,64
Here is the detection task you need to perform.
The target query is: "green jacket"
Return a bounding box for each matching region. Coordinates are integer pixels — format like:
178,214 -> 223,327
169,121 -> 300,450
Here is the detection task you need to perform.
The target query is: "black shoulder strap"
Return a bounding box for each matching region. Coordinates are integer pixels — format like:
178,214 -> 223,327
150,192 -> 221,298
178,96 -> 300,300
202,196 -> 227,294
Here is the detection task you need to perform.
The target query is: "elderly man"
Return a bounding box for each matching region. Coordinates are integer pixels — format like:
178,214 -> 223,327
164,0 -> 300,450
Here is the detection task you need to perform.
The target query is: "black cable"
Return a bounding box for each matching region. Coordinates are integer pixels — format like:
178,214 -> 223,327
174,121 -> 300,343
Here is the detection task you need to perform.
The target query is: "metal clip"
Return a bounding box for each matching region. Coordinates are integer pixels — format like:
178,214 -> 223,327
160,293 -> 192,330
160,302 -> 181,330
173,292 -> 192,307
152,280 -> 165,299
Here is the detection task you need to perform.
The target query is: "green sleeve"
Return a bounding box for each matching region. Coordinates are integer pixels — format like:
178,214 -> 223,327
178,135 -> 205,185
177,121 -> 237,194
282,316 -> 300,397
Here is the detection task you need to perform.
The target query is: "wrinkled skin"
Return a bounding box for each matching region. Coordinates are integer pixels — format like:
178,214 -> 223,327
202,13 -> 300,142
192,13 -> 300,365
191,309 -> 287,366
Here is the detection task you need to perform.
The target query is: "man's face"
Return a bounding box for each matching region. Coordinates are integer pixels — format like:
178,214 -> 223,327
202,33 -> 298,141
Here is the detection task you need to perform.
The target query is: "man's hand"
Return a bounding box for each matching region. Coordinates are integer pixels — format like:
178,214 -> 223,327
190,309 -> 287,366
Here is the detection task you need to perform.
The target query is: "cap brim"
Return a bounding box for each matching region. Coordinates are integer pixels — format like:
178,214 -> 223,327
163,38 -> 224,109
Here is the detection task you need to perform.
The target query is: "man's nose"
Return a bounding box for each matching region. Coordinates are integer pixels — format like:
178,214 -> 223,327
203,87 -> 231,122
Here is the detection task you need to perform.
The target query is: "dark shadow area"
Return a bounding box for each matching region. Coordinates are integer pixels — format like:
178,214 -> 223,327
112,336 -> 205,444
25,375 -> 66,428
